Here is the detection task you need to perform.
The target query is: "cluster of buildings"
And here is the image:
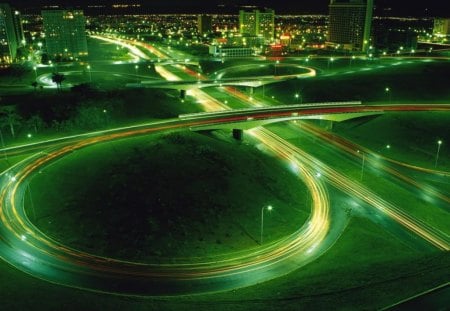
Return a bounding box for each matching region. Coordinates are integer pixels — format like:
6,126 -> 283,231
1,2 -> 88,66
1,0 -> 449,65
209,9 -> 275,57
208,0 -> 374,58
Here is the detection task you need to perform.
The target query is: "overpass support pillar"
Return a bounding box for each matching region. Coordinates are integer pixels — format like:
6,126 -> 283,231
327,120 -> 334,131
180,90 -> 186,99
232,129 -> 243,141
248,87 -> 254,95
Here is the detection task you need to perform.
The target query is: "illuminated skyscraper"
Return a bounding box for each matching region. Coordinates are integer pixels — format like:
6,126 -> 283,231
12,9 -> 24,46
198,14 -> 212,35
328,0 -> 373,51
433,18 -> 450,36
0,3 -> 17,64
42,9 -> 88,59
239,9 -> 275,43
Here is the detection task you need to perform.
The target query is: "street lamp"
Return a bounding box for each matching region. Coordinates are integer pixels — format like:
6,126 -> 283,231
87,65 -> 92,82
435,140 -> 443,168
385,87 -> 391,102
260,205 -> 273,244
274,60 -> 279,76
349,55 -> 356,67
134,65 -> 139,83
328,57 -> 334,70
33,66 -> 37,80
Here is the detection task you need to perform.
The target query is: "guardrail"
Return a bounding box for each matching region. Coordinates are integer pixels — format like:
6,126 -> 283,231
179,101 -> 362,120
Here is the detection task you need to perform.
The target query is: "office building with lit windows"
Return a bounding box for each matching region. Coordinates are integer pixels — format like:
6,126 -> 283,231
0,3 -> 18,64
327,0 -> 373,51
42,9 -> 88,59
433,18 -> 450,36
239,9 -> 275,43
12,9 -> 24,46
198,14 -> 212,35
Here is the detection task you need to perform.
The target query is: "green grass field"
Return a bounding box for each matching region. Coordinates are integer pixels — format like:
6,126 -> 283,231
27,131 -> 310,261
1,40 -> 449,310
332,112 -> 450,170
264,60 -> 450,104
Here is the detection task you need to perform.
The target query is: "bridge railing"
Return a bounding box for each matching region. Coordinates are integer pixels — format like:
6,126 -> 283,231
179,101 -> 362,120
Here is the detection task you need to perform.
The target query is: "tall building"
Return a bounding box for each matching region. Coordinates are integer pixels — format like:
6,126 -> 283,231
198,14 -> 212,35
327,0 -> 373,52
0,3 -> 18,64
42,9 -> 88,60
433,18 -> 450,36
239,9 -> 275,43
12,9 -> 25,46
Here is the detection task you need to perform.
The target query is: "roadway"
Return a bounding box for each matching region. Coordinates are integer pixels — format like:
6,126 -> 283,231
0,110 -> 332,295
0,35 -> 449,297
1,103 -> 449,295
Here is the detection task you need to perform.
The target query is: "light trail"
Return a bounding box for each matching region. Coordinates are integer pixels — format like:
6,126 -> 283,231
0,34 -> 447,297
113,38 -> 450,253
257,129 -> 449,251
0,114 -> 332,294
297,121 -> 450,203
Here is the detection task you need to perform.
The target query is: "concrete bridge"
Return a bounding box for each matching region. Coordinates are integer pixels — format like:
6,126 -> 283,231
127,75 -> 298,92
179,101 -> 383,139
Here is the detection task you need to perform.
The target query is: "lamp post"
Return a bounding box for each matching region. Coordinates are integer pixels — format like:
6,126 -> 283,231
385,87 -> 391,102
33,66 -> 37,80
274,60 -> 279,76
260,205 -> 273,244
327,57 -> 334,70
349,55 -> 356,67
87,65 -> 92,82
435,140 -> 443,168
134,65 -> 139,83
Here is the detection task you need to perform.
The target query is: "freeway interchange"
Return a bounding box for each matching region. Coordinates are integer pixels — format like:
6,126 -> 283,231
0,35 -> 449,296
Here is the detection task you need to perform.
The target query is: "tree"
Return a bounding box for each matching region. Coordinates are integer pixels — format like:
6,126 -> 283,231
15,47 -> 29,61
73,106 -> 109,130
31,81 -> 38,91
26,115 -> 45,133
71,83 -> 96,97
51,73 -> 65,91
40,53 -> 49,64
0,106 -> 22,138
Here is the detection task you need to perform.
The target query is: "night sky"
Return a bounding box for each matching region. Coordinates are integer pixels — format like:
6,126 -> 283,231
10,0 -> 450,17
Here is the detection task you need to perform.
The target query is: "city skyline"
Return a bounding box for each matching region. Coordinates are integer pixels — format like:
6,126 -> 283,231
7,0 -> 450,17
